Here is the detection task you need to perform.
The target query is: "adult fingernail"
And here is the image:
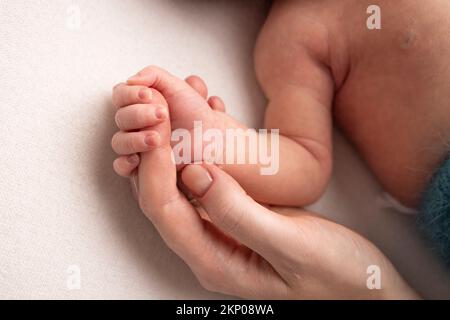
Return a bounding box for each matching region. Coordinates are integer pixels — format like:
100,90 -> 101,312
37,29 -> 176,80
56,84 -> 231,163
139,88 -> 152,101
155,106 -> 167,120
182,165 -> 213,197
145,132 -> 160,147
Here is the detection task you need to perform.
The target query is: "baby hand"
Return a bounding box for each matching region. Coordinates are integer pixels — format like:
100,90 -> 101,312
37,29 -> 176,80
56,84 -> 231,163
127,66 -> 225,132
111,84 -> 169,177
111,74 -> 225,177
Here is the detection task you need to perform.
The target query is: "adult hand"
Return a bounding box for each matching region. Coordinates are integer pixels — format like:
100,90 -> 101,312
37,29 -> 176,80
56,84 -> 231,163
134,128 -> 419,299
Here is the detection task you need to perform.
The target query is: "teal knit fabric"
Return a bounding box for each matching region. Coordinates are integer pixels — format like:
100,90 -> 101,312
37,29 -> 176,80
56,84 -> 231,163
419,155 -> 450,268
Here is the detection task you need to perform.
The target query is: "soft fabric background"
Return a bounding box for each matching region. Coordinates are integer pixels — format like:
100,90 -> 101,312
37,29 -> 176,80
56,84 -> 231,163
0,0 -> 449,299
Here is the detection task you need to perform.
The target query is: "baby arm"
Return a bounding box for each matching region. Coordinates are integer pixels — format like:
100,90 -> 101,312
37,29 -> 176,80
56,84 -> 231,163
206,90 -> 332,207
118,56 -> 333,207
236,8 -> 335,206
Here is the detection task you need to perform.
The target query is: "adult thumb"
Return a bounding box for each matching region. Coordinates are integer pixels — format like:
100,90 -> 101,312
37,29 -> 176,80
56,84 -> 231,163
181,164 -> 281,253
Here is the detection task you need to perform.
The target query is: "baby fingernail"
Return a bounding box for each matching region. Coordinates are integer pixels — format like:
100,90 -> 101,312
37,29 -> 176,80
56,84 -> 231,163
145,132 -> 160,147
155,107 -> 167,120
127,154 -> 139,165
139,88 -> 152,101
182,165 -> 213,197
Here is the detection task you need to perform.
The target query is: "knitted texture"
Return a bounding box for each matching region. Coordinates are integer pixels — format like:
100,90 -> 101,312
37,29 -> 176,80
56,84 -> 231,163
419,156 -> 450,268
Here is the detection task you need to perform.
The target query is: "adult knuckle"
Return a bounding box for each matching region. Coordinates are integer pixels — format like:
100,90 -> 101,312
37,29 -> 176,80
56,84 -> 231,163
216,199 -> 243,235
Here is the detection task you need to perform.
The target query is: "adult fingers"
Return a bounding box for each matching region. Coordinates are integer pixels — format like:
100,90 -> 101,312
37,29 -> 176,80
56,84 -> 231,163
133,104 -> 223,278
181,164 -> 285,256
140,155 -> 288,297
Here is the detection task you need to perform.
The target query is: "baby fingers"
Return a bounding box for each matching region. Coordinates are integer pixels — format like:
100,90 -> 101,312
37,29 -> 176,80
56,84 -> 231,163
112,83 -> 153,109
113,154 -> 140,177
111,130 -> 161,155
115,104 -> 168,131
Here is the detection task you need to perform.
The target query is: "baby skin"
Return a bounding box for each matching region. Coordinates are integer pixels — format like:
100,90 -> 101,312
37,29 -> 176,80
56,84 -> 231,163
112,0 -> 450,210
